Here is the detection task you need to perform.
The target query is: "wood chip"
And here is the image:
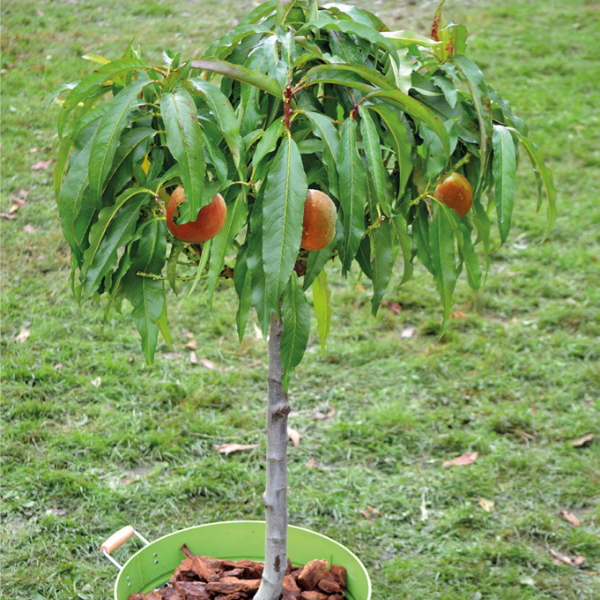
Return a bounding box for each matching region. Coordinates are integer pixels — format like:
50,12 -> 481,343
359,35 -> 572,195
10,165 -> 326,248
297,559 -> 329,591
300,591 -> 329,600
173,581 -> 210,600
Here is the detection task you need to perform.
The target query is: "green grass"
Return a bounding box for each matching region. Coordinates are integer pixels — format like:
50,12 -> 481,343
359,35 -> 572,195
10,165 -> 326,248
1,1 -> 599,599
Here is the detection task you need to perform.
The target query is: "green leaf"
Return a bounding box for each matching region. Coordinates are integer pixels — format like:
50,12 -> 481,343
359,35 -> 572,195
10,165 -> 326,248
306,63 -> 393,91
492,124 -> 517,244
302,239 -> 335,291
390,212 -> 414,285
280,272 -> 311,391
57,135 -> 95,264
413,203 -> 433,275
166,240 -> 184,295
303,111 -> 340,198
262,134 -> 308,314
312,268 -> 333,354
191,58 -> 284,99
205,191 -> 249,305
364,103 -> 413,199
103,127 -> 157,197
452,55 -> 492,193
58,57 -> 149,138
371,217 -> 395,315
80,188 -> 150,299
161,89 -> 206,224
382,30 -> 442,49
233,242 -> 253,342
430,203 -> 457,321
252,119 -> 285,172
365,90 -> 450,158
189,78 -> 244,168
454,218 -> 482,291
88,79 -> 148,205
359,106 -> 388,214
124,273 -> 165,365
337,117 -> 366,273
507,127 -> 557,242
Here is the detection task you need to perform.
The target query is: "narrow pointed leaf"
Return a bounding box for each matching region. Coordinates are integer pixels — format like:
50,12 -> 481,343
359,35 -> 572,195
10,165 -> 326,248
80,189 -> 149,299
364,103 -> 413,198
365,90 -> 450,158
302,239 -> 335,291
206,192 -> 249,305
262,135 -> 308,313
359,106 -> 388,214
88,79 -> 148,205
190,78 -> 244,167
233,242 -> 253,341
390,212 -> 414,284
337,117 -> 366,273
252,119 -> 285,171
492,124 -> 517,244
312,268 -> 333,354
58,57 -> 149,138
508,127 -> 557,242
191,59 -> 284,99
161,89 -> 205,224
280,273 -> 311,391
430,203 -> 457,320
304,111 -> 340,198
166,240 -> 184,295
382,30 -> 443,48
371,218 -> 395,315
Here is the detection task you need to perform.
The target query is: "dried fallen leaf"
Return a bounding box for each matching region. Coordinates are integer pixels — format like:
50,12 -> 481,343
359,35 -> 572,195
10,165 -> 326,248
451,310 -> 468,319
14,327 -> 31,343
189,351 -> 198,364
571,433 -> 595,447
23,225 -> 35,233
358,509 -> 372,520
200,358 -> 215,370
0,213 -> 17,220
478,498 -> 495,512
45,507 -> 68,517
8,196 -> 26,214
305,458 -> 318,468
313,409 -> 335,421
287,427 -> 301,447
367,505 -> 382,516
356,284 -> 365,292
91,377 -> 102,388
389,302 -> 402,314
213,443 -> 259,455
185,339 -> 197,350
560,510 -> 580,527
53,363 -> 64,371
31,159 -> 53,171
549,548 -> 586,567
400,327 -> 416,339
443,452 -> 478,467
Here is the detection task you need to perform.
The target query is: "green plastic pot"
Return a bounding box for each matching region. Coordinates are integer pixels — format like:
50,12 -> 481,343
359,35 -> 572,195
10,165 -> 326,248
102,521 -> 371,600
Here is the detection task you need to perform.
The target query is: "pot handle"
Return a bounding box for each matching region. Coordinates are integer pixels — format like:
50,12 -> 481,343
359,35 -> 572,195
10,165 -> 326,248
100,526 -> 150,570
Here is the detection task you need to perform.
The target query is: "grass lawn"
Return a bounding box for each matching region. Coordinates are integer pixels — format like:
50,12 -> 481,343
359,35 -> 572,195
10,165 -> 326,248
1,1 -> 599,599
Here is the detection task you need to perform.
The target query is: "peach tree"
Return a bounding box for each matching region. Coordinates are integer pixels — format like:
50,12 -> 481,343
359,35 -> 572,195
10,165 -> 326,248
53,1 -> 555,598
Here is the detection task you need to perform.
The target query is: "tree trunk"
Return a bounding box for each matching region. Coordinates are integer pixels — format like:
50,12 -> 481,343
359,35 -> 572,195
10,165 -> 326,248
254,314 -> 290,600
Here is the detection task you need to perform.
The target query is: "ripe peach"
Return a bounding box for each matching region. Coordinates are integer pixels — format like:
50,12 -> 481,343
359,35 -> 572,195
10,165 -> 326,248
433,172 -> 473,217
166,186 -> 227,243
301,189 -> 337,251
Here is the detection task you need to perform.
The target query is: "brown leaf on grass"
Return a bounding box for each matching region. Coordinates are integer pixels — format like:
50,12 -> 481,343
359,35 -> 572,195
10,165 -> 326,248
190,351 -> 198,364
200,358 -> 215,370
400,326 -> 416,338
451,310 -> 468,319
0,213 -> 17,220
287,427 -> 301,447
443,452 -> 478,467
31,159 -> 53,170
358,509 -> 372,520
313,409 -> 335,421
367,505 -> 382,516
305,458 -> 318,468
560,510 -> 580,527
571,433 -> 595,447
213,443 -> 259,455
478,498 -> 495,512
549,548 -> 586,567
8,196 -> 26,214
23,224 -> 35,233
185,339 -> 198,350
14,327 -> 31,343
355,284 -> 365,292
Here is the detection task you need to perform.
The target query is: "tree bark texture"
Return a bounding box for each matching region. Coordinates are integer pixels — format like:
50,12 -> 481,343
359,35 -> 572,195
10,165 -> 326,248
254,314 -> 290,600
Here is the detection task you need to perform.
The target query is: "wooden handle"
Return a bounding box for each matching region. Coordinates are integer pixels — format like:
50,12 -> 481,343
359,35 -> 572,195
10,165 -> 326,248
100,526 -> 135,554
